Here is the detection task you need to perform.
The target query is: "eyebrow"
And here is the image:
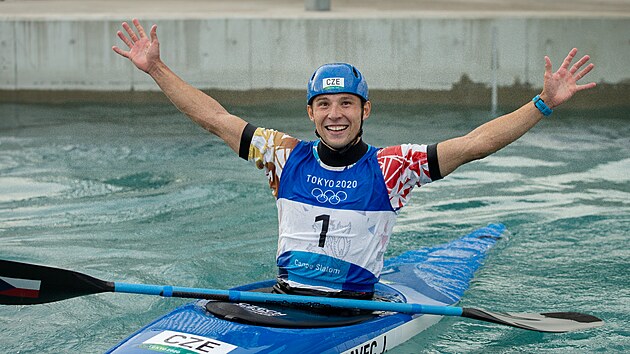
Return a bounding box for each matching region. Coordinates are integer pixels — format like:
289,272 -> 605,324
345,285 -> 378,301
314,94 -> 357,103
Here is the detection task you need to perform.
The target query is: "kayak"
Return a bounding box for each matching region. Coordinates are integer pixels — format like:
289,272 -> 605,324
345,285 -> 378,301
105,223 -> 506,354
0,222 -> 603,352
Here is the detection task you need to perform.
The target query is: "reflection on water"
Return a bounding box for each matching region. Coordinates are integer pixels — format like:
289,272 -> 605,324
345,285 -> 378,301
1,102 -> 628,353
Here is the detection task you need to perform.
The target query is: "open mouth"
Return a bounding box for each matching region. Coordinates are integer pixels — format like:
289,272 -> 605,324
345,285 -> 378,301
325,125 -> 349,132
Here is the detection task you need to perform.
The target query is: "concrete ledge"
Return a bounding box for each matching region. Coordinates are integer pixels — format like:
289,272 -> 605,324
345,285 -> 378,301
1,1 -> 628,103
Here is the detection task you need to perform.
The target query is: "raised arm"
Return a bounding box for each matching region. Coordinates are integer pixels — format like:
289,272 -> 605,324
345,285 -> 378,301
112,19 -> 247,153
435,48 -> 596,178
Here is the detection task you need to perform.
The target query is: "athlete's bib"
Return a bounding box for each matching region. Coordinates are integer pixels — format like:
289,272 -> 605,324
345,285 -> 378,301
276,141 -> 396,293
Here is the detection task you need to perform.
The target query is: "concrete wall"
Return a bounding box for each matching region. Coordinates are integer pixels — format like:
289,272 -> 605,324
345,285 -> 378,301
0,16 -> 628,92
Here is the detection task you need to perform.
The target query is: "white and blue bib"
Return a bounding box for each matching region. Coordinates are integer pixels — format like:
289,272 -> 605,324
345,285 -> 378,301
276,141 -> 397,293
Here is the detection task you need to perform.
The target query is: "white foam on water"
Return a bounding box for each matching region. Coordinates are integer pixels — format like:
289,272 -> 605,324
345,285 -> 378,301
0,177 -> 68,203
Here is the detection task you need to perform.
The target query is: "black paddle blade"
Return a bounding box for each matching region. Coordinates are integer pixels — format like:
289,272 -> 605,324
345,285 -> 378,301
462,307 -> 604,333
0,260 -> 114,305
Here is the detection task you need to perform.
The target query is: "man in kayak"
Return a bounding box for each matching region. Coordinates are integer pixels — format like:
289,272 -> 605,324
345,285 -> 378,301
113,19 -> 596,300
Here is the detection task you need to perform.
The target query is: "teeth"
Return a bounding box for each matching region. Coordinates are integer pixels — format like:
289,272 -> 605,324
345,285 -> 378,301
326,126 -> 348,131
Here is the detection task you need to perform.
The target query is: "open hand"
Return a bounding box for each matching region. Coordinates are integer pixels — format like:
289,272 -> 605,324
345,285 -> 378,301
540,48 -> 596,109
112,19 -> 160,74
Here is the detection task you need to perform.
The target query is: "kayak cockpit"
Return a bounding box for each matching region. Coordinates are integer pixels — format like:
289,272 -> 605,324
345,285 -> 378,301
204,282 -> 405,328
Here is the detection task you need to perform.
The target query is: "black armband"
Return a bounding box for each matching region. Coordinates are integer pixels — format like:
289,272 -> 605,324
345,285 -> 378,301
238,123 -> 257,160
427,143 -> 443,181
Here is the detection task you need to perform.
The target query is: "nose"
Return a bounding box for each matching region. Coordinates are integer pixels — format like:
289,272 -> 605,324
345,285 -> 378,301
328,102 -> 342,119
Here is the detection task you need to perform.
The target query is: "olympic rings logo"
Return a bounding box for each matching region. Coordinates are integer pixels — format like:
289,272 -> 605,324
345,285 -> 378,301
311,188 -> 348,205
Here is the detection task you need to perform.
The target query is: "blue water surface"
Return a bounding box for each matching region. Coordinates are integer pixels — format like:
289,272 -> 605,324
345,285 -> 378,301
0,100 -> 628,353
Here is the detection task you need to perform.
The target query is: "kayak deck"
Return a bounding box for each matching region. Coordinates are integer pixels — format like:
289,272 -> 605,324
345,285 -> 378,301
107,223 -> 505,354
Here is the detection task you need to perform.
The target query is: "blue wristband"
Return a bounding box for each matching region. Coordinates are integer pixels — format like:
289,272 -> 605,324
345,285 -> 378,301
532,95 -> 553,116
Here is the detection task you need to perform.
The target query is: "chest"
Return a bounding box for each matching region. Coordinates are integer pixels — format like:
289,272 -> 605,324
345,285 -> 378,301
277,144 -> 392,212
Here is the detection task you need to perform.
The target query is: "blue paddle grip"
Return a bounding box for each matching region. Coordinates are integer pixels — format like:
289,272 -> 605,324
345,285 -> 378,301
114,282 -> 167,296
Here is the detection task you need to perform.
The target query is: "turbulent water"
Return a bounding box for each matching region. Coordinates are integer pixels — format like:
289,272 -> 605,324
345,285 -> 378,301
0,100 -> 628,353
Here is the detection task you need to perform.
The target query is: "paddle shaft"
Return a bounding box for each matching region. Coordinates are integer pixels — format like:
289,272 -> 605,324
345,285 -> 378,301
114,282 -> 464,316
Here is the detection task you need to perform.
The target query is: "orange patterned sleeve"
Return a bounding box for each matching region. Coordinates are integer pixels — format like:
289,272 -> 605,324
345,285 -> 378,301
248,128 -> 300,197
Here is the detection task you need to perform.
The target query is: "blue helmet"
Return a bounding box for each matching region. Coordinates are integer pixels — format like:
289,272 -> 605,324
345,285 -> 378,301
307,63 -> 368,104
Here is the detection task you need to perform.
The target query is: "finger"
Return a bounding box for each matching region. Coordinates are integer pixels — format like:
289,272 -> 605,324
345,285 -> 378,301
112,45 -> 130,58
122,22 -> 139,42
133,18 -> 147,39
544,55 -> 552,75
570,55 -> 591,74
576,82 -> 597,91
575,63 -> 595,81
560,48 -> 578,70
116,30 -> 133,49
150,24 -> 158,43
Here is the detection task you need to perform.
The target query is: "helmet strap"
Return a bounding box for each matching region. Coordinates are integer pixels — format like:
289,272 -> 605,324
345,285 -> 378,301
315,115 -> 364,153
314,101 -> 366,154
315,112 -> 366,167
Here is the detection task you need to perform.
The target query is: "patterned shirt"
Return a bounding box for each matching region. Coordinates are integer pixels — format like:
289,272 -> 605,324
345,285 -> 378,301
244,127 -> 438,211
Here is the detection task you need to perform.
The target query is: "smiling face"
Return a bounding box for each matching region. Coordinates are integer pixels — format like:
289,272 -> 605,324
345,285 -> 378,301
307,94 -> 371,149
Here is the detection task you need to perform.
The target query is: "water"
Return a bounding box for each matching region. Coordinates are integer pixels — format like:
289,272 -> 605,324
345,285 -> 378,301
1,100 -> 628,353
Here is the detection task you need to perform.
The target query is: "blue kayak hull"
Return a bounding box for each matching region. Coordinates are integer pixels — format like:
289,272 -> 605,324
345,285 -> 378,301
107,223 -> 505,354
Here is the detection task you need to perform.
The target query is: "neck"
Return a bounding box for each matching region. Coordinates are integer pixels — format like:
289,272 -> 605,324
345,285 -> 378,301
317,138 -> 368,167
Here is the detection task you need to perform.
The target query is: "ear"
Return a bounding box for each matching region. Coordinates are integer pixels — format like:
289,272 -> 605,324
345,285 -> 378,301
362,100 -> 372,121
307,105 -> 315,122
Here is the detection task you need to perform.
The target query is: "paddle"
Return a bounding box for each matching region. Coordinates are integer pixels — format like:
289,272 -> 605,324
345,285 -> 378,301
0,259 -> 603,333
